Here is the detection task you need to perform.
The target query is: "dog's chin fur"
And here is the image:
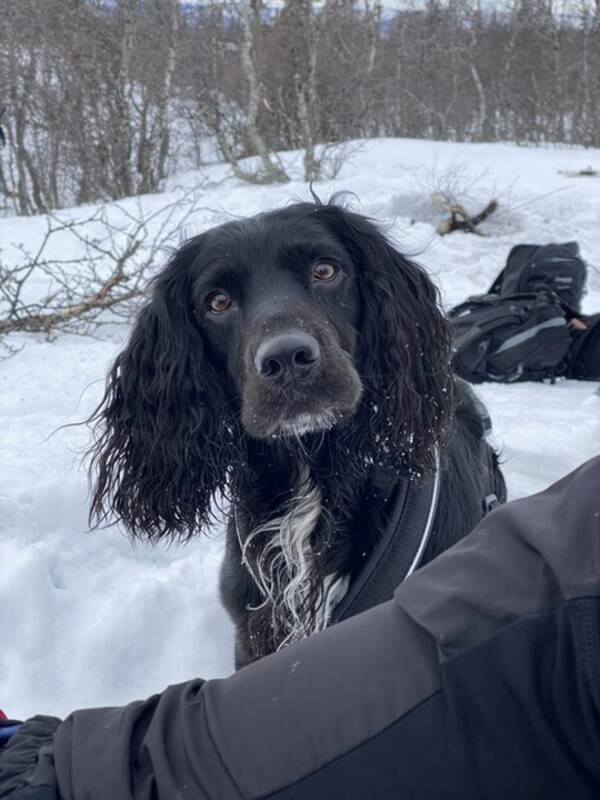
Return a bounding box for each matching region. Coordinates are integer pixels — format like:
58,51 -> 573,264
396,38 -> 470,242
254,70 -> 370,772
276,411 -> 338,437
257,403 -> 360,440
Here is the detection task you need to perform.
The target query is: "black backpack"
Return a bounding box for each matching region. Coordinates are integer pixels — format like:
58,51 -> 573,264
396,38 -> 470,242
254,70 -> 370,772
489,242 -> 586,311
449,292 -> 571,384
449,241 -> 587,384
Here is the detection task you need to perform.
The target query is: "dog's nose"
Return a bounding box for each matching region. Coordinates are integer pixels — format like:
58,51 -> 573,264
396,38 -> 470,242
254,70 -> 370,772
254,332 -> 320,381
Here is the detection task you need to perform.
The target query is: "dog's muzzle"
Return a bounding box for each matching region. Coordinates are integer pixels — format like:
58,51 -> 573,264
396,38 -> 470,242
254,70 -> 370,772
241,321 -> 362,439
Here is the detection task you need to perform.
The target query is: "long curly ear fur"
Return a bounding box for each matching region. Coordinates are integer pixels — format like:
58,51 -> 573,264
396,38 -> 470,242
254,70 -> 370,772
88,237 -> 235,541
315,203 -> 456,478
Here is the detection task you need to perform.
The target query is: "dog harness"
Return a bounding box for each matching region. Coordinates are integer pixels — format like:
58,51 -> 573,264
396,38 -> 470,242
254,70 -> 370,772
331,447 -> 441,623
333,401 -> 501,624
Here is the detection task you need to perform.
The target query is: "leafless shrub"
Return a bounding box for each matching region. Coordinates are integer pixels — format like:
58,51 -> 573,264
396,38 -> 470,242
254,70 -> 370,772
409,161 -> 499,235
0,184 -> 213,356
0,0 -> 180,214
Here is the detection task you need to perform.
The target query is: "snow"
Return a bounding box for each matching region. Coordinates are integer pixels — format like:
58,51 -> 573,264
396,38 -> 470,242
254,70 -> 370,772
1,137 -> 599,719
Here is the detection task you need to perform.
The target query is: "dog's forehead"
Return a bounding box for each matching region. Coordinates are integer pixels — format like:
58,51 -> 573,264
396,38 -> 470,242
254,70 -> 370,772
200,210 -> 347,276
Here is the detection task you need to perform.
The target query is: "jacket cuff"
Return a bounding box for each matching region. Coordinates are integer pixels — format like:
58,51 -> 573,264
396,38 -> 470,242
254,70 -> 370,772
0,717 -> 60,798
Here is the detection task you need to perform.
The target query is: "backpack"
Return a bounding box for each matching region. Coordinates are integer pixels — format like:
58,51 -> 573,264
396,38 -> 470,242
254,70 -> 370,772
566,314 -> 600,380
449,292 -> 571,384
489,242 -> 586,311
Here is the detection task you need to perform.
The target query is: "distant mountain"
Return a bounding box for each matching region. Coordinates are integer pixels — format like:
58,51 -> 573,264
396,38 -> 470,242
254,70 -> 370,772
179,1 -> 505,21
179,1 -> 426,29
180,1 -> 425,15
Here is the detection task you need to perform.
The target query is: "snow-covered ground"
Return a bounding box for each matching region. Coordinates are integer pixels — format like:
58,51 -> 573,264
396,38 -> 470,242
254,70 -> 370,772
1,138 -> 599,719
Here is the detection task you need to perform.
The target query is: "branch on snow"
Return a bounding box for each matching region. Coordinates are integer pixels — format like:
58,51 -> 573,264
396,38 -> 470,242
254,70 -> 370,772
436,199 -> 498,235
0,183 -> 213,353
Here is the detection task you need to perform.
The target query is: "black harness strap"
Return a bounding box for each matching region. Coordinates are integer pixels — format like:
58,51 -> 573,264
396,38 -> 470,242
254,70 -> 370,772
332,449 -> 441,624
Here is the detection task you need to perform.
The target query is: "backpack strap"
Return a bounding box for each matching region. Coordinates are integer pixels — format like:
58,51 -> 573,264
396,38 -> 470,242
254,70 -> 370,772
452,300 -> 525,352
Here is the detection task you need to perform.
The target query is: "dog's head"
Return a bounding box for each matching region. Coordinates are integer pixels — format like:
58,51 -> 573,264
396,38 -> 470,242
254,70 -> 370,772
193,205 -> 363,439
89,200 -> 455,539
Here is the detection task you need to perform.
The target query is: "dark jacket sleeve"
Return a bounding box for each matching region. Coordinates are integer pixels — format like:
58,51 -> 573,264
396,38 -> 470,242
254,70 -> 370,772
53,456 -> 600,800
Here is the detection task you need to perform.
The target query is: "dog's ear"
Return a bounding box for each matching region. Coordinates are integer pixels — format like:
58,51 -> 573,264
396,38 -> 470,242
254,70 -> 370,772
88,237 -> 232,540
318,204 -> 456,475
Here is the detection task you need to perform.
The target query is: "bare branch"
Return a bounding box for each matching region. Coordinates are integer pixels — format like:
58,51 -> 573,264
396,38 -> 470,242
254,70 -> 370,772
0,184 -> 213,348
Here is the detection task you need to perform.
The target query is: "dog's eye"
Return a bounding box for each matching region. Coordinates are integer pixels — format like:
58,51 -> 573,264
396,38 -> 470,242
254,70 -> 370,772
206,290 -> 232,314
313,262 -> 338,282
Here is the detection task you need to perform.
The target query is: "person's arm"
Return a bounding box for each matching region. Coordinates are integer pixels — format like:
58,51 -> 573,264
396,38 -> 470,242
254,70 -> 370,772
4,456 -> 600,799
53,593 -> 440,799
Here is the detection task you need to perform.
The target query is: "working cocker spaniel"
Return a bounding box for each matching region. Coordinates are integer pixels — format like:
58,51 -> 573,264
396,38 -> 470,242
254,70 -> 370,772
88,199 -> 506,668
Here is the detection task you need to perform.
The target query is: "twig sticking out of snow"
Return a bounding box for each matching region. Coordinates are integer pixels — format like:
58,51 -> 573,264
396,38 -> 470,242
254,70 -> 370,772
559,167 -> 599,178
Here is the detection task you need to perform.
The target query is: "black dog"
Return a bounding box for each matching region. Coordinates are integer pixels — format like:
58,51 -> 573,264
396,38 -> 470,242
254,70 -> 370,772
89,199 -> 506,668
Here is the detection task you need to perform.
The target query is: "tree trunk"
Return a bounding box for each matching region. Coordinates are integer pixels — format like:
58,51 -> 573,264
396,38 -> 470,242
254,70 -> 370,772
156,0 -> 179,182
238,0 -> 288,182
112,0 -> 136,197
